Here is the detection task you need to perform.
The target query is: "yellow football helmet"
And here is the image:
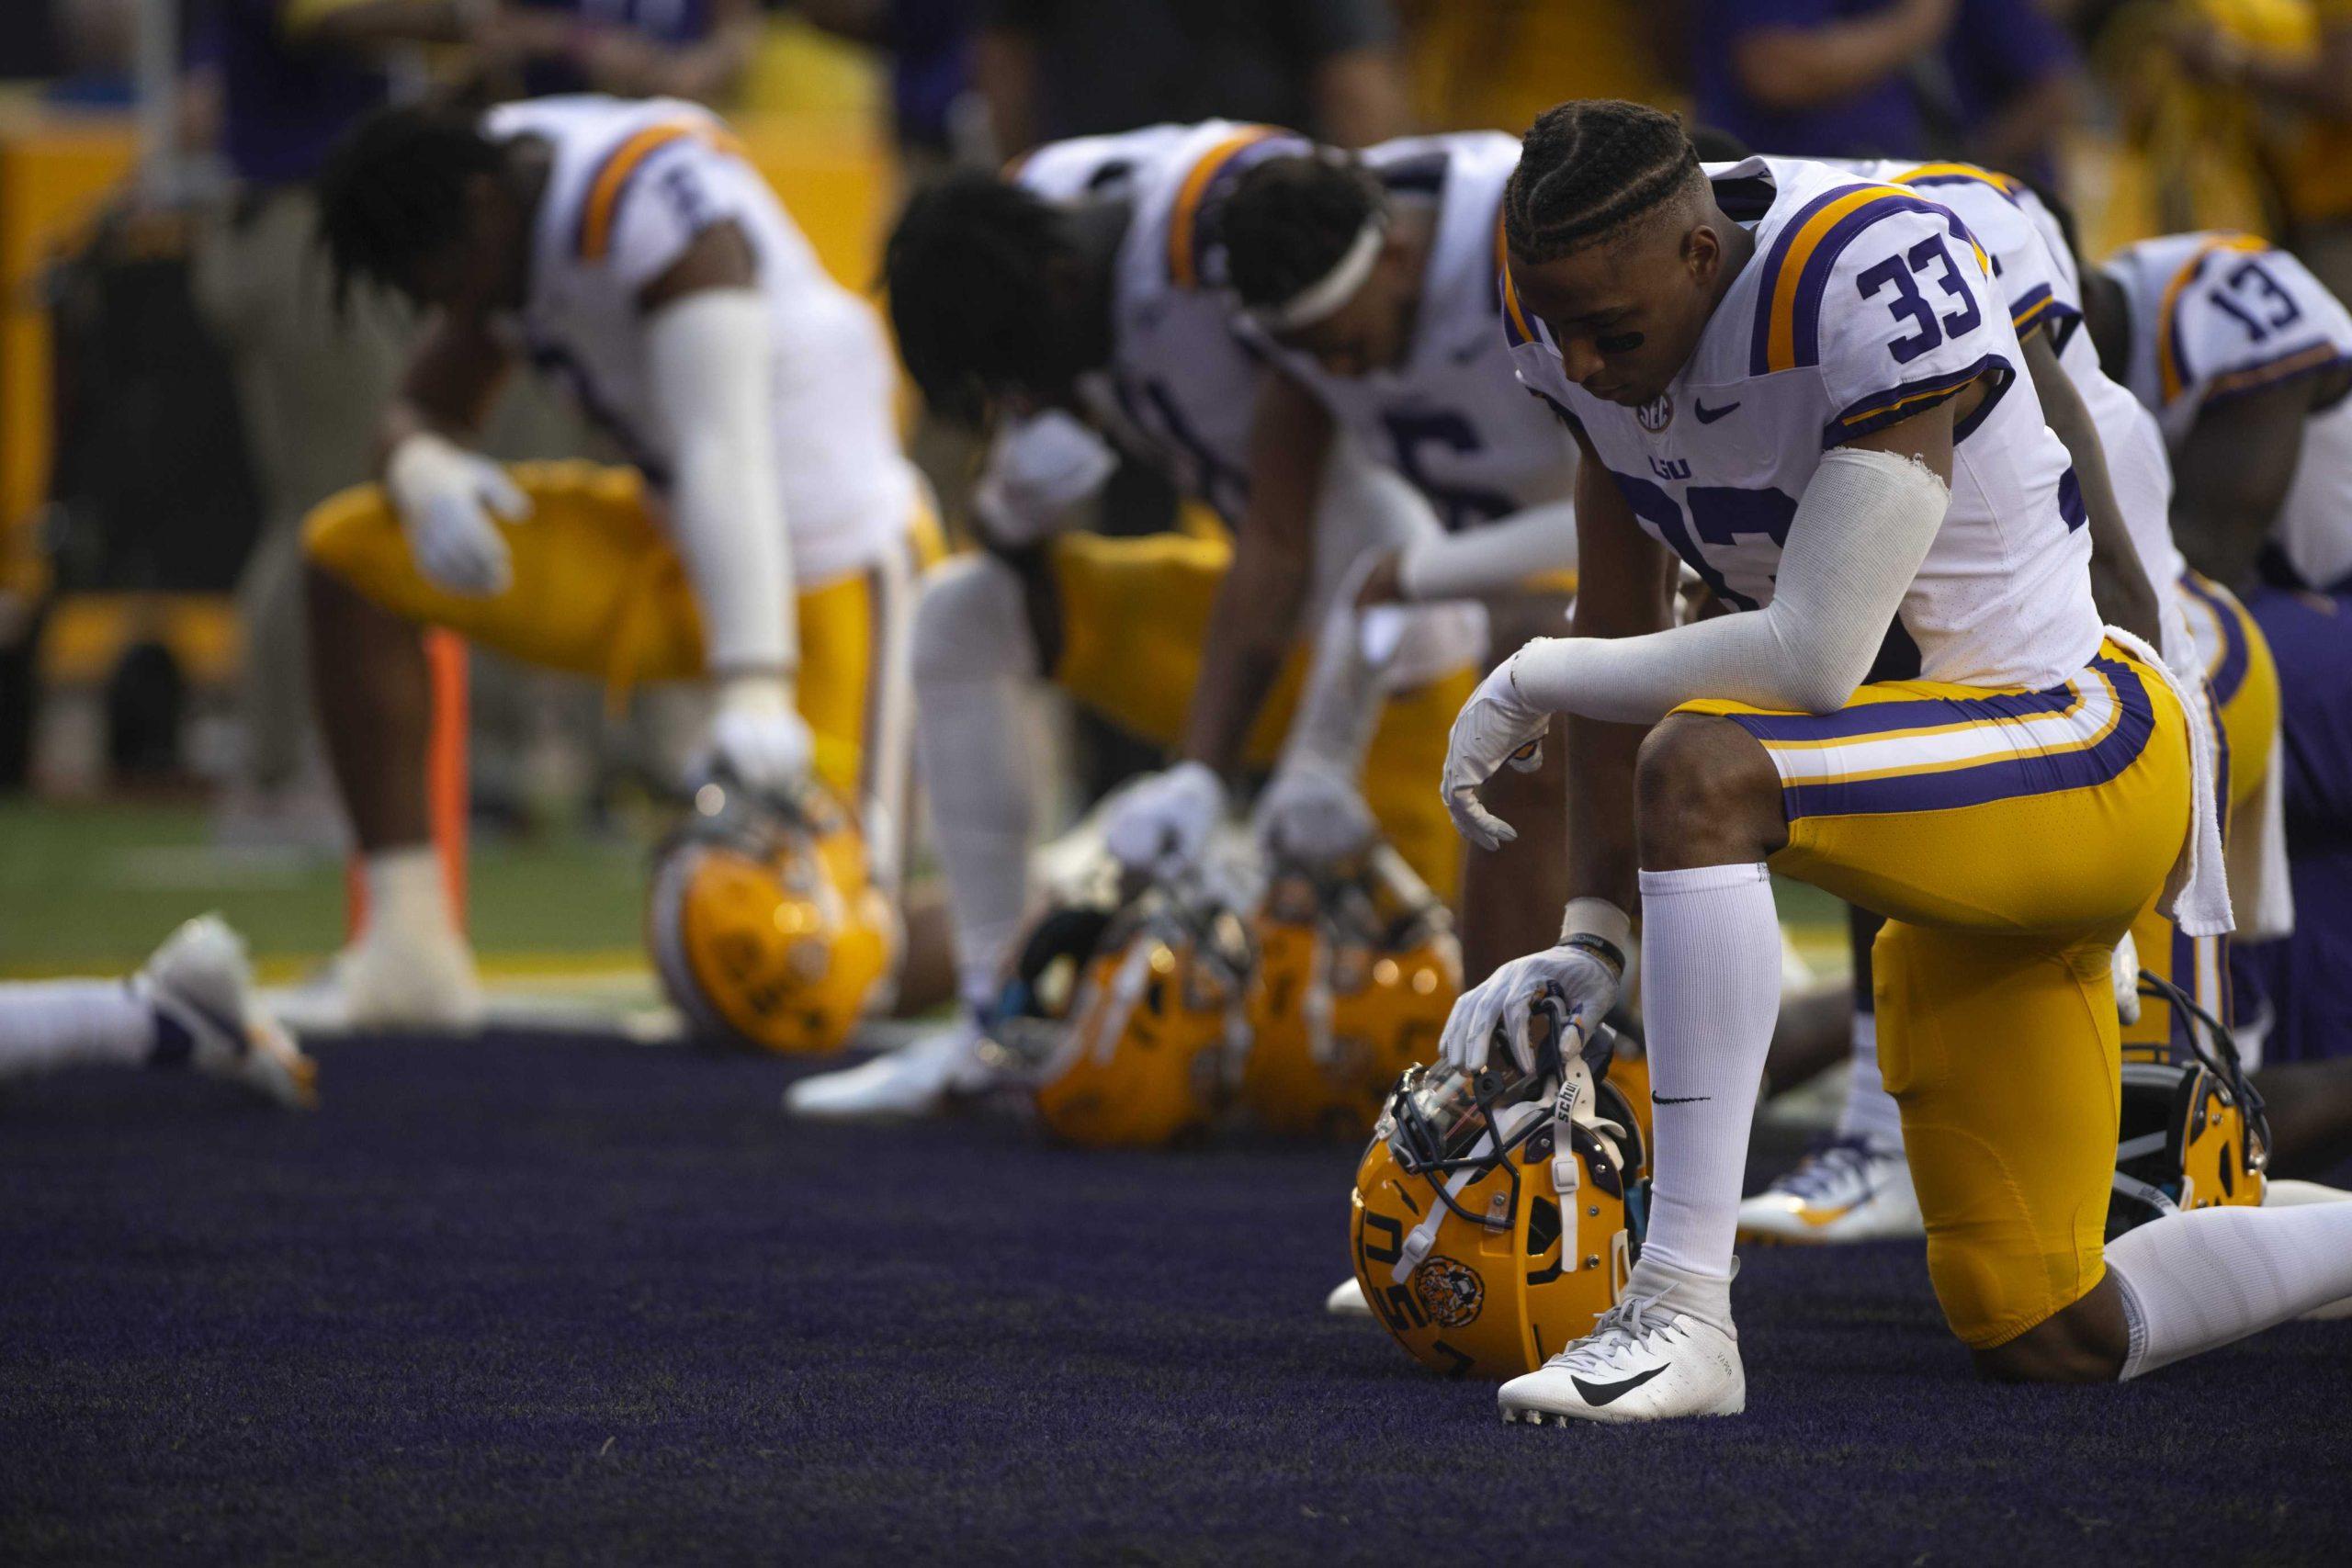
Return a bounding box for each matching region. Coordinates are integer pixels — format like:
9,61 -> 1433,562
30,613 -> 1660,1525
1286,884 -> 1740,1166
1243,845 -> 1461,1139
991,866 -> 1252,1148
2109,971 -> 2270,1237
1351,997 -> 1648,1379
646,776 -> 897,1055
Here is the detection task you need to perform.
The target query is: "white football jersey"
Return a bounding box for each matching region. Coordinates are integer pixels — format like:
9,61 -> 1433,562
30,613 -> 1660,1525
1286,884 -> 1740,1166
484,95 -> 917,587
1249,131 -> 1576,535
2104,231 -> 2352,592
1014,121 -> 1311,523
1506,156 -> 2100,691
1834,161 -> 2194,671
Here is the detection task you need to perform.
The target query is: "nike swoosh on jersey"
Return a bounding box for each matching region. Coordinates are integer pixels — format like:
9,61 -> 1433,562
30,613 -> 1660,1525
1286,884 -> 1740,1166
1694,399 -> 1741,423
1571,1363 -> 1670,1406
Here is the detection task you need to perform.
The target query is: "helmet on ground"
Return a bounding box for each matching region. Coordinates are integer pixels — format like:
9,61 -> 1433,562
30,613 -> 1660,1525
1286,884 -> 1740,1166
2109,971 -> 2269,1237
647,775 -> 897,1055
991,863 -> 1251,1148
1351,995 -> 1647,1378
1243,845 -> 1460,1138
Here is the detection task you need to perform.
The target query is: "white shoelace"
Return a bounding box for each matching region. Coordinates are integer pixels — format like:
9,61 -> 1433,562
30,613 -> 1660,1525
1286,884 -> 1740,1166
1547,1292 -> 1671,1373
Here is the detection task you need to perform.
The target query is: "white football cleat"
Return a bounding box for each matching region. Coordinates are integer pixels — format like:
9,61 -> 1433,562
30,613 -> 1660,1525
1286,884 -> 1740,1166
1736,1136 -> 1922,1244
335,910 -> 484,1032
1498,1296 -> 1745,1426
784,1016 -> 999,1122
139,915 -> 317,1111
1325,1278 -> 1372,1317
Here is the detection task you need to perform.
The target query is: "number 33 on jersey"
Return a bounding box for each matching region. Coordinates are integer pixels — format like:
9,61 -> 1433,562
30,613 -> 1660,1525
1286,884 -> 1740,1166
1505,155 -> 2100,693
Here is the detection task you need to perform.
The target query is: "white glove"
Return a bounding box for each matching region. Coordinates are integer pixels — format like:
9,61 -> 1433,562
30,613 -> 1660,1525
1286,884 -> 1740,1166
1253,760 -> 1377,867
385,432 -> 530,597
1102,761 -> 1227,874
1441,649 -> 1554,852
2113,929 -> 2143,1028
704,675 -> 815,798
1438,940 -> 1622,1077
971,410 -> 1119,547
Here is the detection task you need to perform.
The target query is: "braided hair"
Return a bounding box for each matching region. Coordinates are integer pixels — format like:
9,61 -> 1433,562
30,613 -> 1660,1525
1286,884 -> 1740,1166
315,104 -> 503,310
1219,155 -> 1385,312
1504,100 -> 1701,264
885,171 -> 1090,425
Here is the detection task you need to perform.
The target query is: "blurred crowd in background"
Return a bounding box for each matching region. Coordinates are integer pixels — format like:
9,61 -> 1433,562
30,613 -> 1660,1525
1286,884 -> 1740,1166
0,0 -> 2346,862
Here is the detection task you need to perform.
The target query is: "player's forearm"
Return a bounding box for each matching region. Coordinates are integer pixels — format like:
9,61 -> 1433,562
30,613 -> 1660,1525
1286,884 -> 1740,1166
649,290 -> 796,676
1732,3 -> 1947,110
1966,73 -> 2077,175
2027,338 -> 2164,643
1560,713 -> 1644,917
1510,446 -> 1949,724
1395,502 -> 1577,601
300,0 -> 477,49
2236,30 -> 2352,120
1311,48 -> 1412,149
1276,591 -> 1393,780
2173,389 -> 2308,591
1184,374 -> 1332,773
1181,542 -> 1311,773
383,322 -> 513,465
635,24 -> 759,105
973,29 -> 1039,159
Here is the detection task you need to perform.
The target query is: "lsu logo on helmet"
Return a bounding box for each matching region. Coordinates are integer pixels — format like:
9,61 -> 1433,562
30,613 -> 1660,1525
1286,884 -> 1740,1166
1243,844 -> 1459,1138
2109,971 -> 2269,1236
1351,997 -> 1647,1379
647,777 -> 898,1055
991,864 -> 1251,1149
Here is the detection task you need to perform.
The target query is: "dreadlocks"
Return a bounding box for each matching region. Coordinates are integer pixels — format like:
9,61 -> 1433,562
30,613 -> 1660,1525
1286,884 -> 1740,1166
1219,154 -> 1385,312
1504,100 -> 1702,265
315,104 -> 503,310
884,172 -> 1096,425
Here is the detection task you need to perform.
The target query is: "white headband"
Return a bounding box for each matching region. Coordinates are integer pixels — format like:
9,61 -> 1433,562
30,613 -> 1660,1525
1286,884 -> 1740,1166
1248,215 -> 1388,333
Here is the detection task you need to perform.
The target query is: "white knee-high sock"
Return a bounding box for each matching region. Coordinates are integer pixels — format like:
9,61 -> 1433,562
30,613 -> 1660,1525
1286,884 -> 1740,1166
1629,863 -> 1782,1326
1835,1010 -> 1905,1150
912,563 -> 1041,1015
0,980 -> 162,1079
2107,1201 -> 2352,1379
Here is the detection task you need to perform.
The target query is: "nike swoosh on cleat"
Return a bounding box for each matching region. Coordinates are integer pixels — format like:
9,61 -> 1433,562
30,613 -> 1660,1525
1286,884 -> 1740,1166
1653,1093 -> 1711,1104
1570,1364 -> 1670,1406
1694,399 -> 1740,423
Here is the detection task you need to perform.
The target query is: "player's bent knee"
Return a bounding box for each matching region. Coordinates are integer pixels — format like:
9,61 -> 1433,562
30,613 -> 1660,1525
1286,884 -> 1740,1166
1635,714 -> 1786,869
912,555 -> 1036,682
1971,1277 -> 2130,1383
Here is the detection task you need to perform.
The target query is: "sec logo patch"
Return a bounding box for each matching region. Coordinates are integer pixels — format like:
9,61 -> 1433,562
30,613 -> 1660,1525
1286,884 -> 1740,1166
1635,395 -> 1674,434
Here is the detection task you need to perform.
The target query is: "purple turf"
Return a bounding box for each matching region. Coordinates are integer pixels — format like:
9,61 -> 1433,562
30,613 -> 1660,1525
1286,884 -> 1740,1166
2,1031 -> 2347,1563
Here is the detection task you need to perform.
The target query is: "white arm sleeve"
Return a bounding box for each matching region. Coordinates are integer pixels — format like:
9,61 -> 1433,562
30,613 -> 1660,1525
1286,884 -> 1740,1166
1277,575 -> 1396,778
1396,502 -> 1578,602
1509,446 -> 1950,725
645,288 -> 795,676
